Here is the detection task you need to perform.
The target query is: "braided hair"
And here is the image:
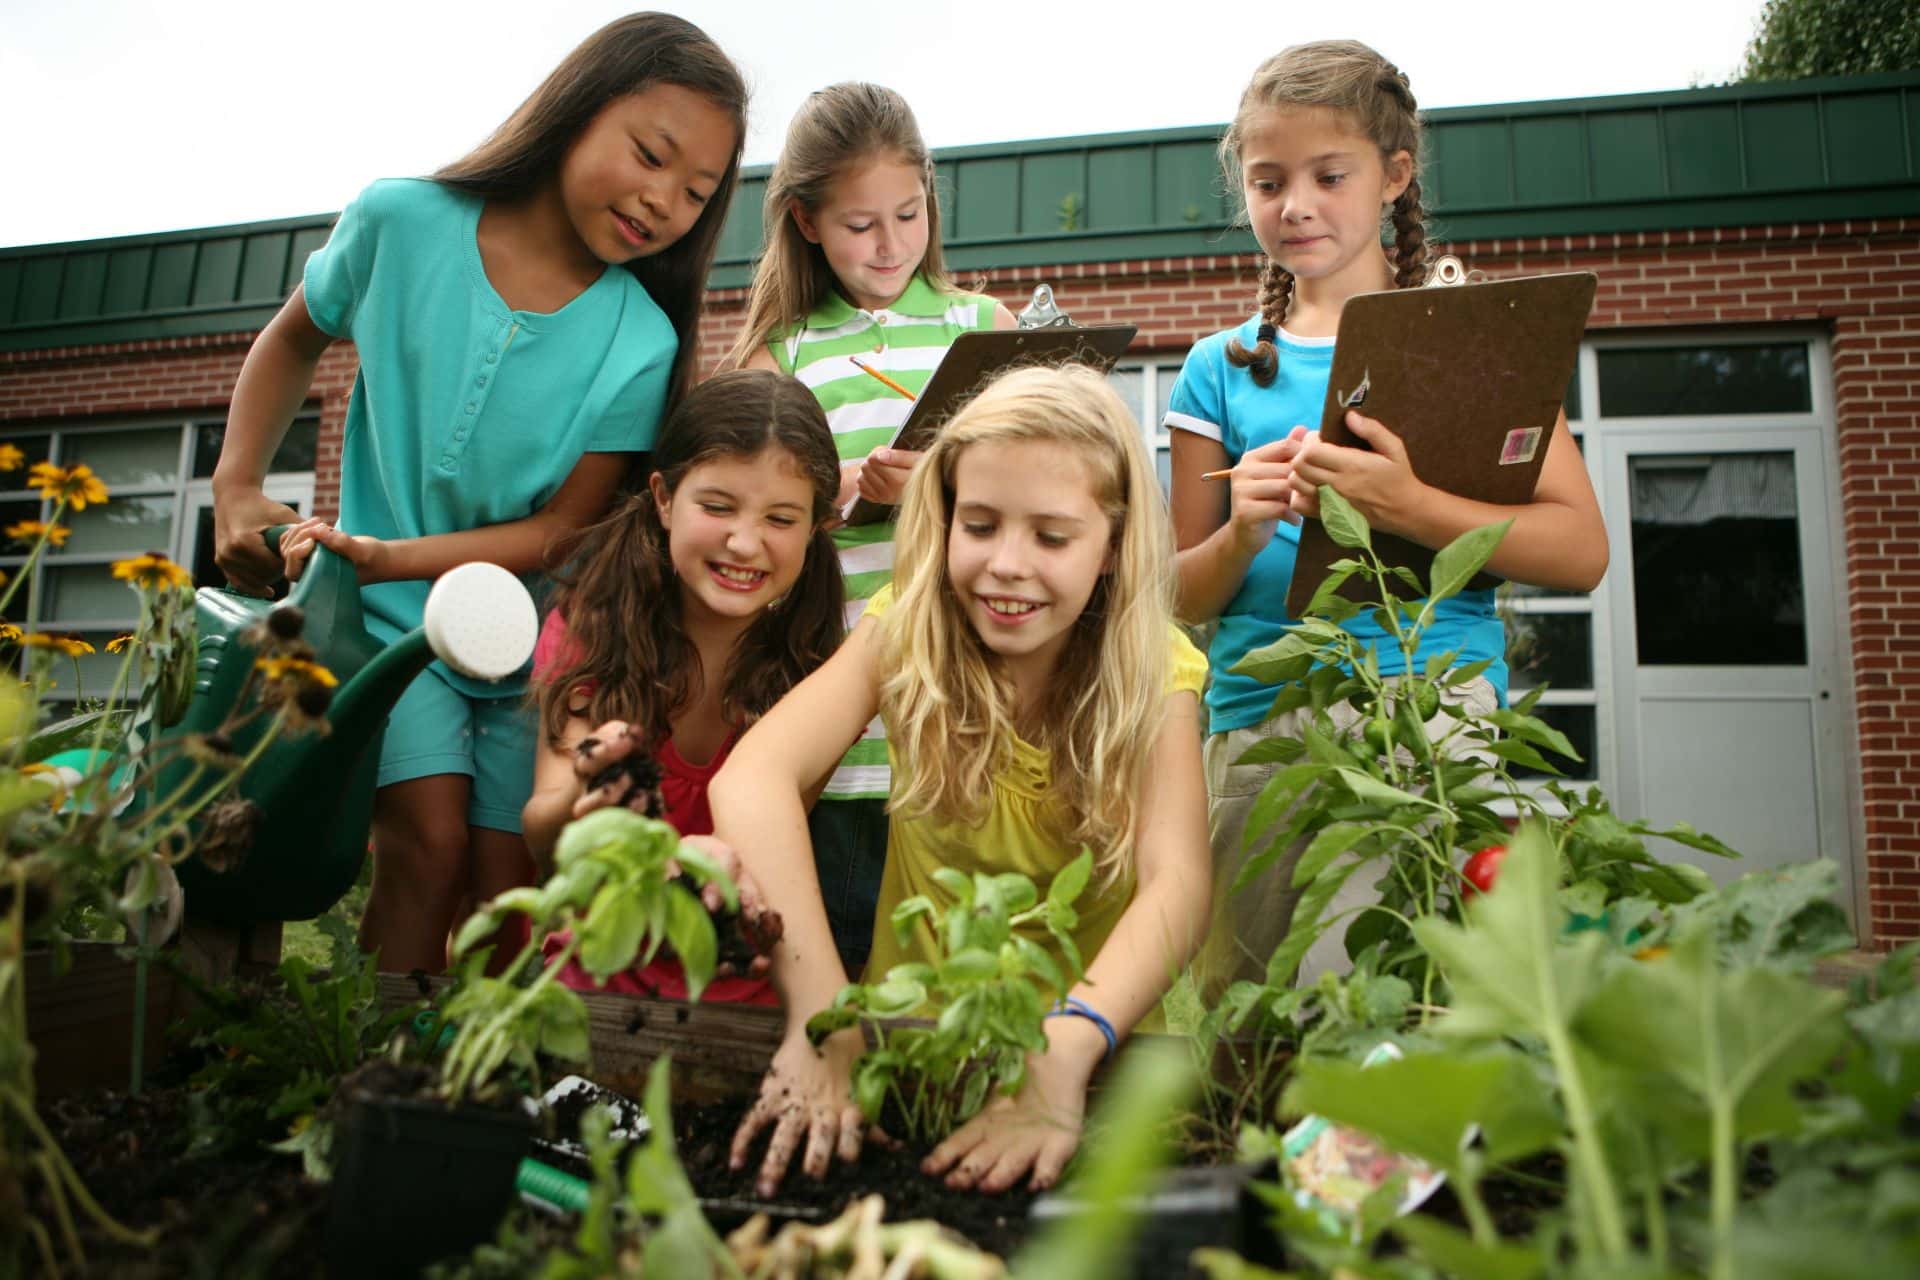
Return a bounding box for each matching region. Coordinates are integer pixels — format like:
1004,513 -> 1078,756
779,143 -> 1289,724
1220,41 -> 1432,387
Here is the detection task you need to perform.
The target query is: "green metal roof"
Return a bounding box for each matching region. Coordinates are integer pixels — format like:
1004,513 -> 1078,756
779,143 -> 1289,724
4,70 -> 1916,354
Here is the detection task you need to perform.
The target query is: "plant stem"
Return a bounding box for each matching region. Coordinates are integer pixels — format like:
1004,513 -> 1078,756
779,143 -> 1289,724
1542,1019 -> 1629,1260
0,496 -> 68,618
1455,1173 -> 1498,1247
129,912 -> 149,1095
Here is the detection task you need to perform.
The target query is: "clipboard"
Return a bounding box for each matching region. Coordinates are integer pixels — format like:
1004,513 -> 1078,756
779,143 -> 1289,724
843,323 -> 1137,525
1284,271 -> 1597,618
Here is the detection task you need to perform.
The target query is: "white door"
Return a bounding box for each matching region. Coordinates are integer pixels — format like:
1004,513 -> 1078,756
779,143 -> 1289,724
1594,426 -> 1853,906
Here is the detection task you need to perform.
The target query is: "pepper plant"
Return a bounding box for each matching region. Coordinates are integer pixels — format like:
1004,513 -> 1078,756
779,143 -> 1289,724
806,850 -> 1093,1146
1227,485 -> 1731,1010
437,807 -> 739,1104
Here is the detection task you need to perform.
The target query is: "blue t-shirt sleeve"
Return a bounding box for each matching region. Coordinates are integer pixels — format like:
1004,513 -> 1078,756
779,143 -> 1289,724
1164,337 -> 1234,454
587,339 -> 675,453
301,183 -> 384,339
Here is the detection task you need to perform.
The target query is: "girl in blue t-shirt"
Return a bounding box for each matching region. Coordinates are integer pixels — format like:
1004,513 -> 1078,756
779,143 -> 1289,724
1167,40 -> 1608,996
209,14 -> 746,973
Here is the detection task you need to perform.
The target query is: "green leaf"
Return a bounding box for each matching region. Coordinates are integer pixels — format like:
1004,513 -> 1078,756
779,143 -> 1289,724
1576,920 -> 1847,1143
1427,520 -> 1513,605
1229,632 -> 1318,684
1708,860 -> 1855,971
1332,767 -> 1427,810
1483,737 -> 1563,775
449,911 -> 503,962
527,982 -> 591,1063
1283,1047 -> 1559,1175
661,883 -> 718,1000
1292,823 -> 1375,889
669,841 -> 737,912
1393,1215 -> 1545,1280
940,949 -> 999,985
578,885 -> 648,981
25,708 -> 133,765
865,979 -> 928,1018
1266,858 -> 1367,985
1317,485 -> 1371,549
1048,848 -> 1094,911
805,1005 -> 860,1043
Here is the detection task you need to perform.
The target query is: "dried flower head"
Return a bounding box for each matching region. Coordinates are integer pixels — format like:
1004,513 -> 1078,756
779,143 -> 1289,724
195,796 -> 261,875
184,731 -> 243,770
6,520 -> 71,548
111,552 -> 192,591
266,604 -> 305,640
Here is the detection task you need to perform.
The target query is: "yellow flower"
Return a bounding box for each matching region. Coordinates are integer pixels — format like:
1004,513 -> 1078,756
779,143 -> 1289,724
0,445 -> 22,471
21,633 -> 96,658
28,462 -> 109,510
0,624 -> 20,644
6,520 -> 70,548
256,655 -> 338,688
112,552 -> 192,591
107,633 -> 136,653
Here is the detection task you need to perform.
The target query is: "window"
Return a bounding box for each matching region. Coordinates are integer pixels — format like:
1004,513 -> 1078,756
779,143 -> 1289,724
1108,359 -> 1186,493
2,413 -> 318,702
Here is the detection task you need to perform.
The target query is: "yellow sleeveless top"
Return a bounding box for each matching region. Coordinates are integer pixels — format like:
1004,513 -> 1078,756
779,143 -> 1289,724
858,587 -> 1207,1030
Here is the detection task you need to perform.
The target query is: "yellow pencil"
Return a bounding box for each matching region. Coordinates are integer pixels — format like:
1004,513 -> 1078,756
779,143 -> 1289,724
847,355 -> 916,401
1201,468 -> 1234,481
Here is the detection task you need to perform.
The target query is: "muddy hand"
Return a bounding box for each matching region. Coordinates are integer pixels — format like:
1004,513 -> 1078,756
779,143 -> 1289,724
731,1030 -> 871,1197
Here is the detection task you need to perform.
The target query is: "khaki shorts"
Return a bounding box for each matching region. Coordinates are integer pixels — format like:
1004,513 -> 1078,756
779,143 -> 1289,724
1191,675 -> 1498,1001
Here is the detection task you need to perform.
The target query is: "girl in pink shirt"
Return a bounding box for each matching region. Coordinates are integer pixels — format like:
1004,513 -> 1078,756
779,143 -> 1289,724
523,368 -> 845,1003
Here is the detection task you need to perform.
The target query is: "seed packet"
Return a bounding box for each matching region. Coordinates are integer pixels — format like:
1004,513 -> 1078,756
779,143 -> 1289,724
1279,1042 -> 1447,1231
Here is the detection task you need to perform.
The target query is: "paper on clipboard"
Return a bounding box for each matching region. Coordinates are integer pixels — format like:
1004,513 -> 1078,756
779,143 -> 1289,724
1283,271 -> 1597,618
841,324 -> 1136,525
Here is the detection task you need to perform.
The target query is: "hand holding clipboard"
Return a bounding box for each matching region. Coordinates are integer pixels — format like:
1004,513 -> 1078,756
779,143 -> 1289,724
841,324 -> 1137,525
1283,271 -> 1598,617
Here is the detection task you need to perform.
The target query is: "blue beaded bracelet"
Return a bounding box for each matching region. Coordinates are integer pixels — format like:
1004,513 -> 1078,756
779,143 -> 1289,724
1045,996 -> 1117,1061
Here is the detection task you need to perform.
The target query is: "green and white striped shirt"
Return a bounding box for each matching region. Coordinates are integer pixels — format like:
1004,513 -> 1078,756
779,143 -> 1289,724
772,274 -> 999,799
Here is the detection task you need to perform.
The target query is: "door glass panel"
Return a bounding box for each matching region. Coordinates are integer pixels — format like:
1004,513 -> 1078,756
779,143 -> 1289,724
64,428 -> 180,488
1630,451 -> 1804,665
1598,343 -> 1810,417
43,564 -> 139,625
53,495 -> 175,555
192,416 -> 320,478
1506,611 -> 1593,690
1106,368 -> 1143,425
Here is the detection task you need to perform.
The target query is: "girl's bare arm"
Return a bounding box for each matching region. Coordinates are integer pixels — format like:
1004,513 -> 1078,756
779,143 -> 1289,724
212,287 -> 334,592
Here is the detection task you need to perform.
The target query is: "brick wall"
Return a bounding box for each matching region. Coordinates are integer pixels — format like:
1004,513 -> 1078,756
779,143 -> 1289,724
5,217 -> 1917,941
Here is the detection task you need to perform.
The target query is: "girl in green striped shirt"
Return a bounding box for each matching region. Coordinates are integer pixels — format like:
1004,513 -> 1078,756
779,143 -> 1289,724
726,83 -> 1016,973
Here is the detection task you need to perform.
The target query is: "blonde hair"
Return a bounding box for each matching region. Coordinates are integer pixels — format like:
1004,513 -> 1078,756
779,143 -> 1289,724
878,365 -> 1175,886
1220,40 -> 1431,386
723,83 -> 958,369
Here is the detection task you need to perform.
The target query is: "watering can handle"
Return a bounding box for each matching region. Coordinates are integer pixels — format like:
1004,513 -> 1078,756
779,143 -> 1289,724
262,524 -> 291,559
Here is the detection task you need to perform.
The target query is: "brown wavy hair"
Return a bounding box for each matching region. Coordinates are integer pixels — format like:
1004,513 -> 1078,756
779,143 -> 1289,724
535,370 -> 845,747
1220,40 -> 1431,386
723,82 -> 959,370
434,12 -> 748,407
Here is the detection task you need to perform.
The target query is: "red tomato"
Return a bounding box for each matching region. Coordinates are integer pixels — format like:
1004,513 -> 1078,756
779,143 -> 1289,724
1461,845 -> 1508,898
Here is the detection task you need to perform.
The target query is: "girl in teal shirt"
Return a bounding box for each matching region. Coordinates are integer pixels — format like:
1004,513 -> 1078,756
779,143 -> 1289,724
211,14 -> 746,973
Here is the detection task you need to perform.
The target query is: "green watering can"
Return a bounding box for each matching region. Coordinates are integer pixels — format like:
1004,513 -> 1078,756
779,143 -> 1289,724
169,529 -> 538,924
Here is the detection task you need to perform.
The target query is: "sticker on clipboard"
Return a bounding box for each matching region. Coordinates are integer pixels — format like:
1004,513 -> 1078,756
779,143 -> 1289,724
1500,426 -> 1544,466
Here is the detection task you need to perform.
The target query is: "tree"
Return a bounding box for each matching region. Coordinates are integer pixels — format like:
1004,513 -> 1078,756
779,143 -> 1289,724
1740,0 -> 1920,81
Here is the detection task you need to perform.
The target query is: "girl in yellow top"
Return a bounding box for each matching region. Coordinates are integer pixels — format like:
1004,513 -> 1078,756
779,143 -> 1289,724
711,365 -> 1211,1198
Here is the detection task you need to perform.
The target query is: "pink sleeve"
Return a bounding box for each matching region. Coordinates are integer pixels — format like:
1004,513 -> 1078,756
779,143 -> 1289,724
532,609 -> 584,682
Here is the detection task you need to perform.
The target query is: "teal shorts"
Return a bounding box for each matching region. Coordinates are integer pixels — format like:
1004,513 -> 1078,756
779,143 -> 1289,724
377,668 -> 537,834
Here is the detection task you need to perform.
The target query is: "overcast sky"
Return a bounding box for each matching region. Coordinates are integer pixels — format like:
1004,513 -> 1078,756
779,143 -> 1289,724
2,0 -> 1769,249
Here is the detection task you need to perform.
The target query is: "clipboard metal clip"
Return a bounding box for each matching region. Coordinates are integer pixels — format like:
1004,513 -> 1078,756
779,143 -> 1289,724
1424,255 -> 1471,288
1016,283 -> 1075,329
